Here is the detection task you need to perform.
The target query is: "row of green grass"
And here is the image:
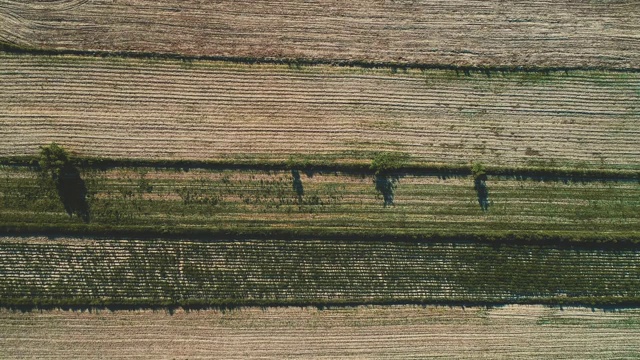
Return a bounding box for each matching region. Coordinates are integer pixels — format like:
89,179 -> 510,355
1,166 -> 638,241
1,155 -> 638,180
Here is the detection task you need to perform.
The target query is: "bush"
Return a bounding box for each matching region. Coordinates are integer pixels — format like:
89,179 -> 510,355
39,142 -> 71,180
370,152 -> 409,175
471,162 -> 487,181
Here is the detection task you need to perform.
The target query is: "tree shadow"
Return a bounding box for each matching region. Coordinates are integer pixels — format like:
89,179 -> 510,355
292,170 -> 304,204
56,164 -> 90,222
375,174 -> 398,207
474,177 -> 489,211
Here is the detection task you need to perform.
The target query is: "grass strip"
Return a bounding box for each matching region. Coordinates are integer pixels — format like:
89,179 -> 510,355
1,224 -> 639,248
1,155 -> 637,182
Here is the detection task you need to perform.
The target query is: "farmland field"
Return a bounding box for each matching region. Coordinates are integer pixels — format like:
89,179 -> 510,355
1,53 -> 639,170
1,236 -> 640,307
1,166 -> 638,235
1,0 -> 640,69
2,306 -> 640,359
2,0 -> 640,356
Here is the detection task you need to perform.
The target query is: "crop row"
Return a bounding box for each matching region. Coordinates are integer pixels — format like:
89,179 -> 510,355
1,236 -> 639,307
1,53 -> 639,170
1,166 -> 638,236
2,0 -> 639,68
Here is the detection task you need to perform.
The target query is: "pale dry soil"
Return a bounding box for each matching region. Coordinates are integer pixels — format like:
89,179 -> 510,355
1,305 -> 640,359
2,54 -> 639,170
1,0 -> 640,68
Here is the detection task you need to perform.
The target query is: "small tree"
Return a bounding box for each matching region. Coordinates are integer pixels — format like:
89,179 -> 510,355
370,152 -> 409,175
39,142 -> 71,182
471,162 -> 487,182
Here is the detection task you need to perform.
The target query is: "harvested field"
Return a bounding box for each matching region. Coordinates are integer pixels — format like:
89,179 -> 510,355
1,54 -> 639,170
2,0 -> 640,356
2,305 -> 640,359
2,1 -> 640,69
1,167 -> 638,235
1,236 -> 640,305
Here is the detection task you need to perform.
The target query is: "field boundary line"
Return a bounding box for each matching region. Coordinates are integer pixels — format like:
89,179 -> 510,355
3,41 -> 640,73
2,156 -> 638,182
2,296 -> 640,312
1,225 -> 639,247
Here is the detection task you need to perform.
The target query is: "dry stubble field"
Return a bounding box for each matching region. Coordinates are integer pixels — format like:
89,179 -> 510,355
1,305 -> 640,359
2,53 -> 639,170
2,0 -> 640,68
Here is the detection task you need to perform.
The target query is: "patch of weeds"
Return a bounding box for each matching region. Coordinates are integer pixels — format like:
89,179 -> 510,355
175,179 -> 221,206
137,171 -> 153,194
525,147 -> 542,156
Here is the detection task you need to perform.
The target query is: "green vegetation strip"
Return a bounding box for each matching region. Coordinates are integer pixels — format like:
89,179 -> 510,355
1,166 -> 639,241
1,237 -> 640,309
1,155 -> 638,181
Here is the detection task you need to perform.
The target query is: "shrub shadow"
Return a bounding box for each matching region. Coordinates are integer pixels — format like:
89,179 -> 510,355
56,164 -> 90,222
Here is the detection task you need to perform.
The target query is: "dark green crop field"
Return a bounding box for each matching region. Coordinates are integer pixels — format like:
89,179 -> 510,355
2,236 -> 639,308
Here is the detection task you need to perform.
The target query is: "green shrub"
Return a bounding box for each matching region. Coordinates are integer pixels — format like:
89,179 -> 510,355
39,143 -> 71,180
370,152 -> 409,175
471,162 -> 487,181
